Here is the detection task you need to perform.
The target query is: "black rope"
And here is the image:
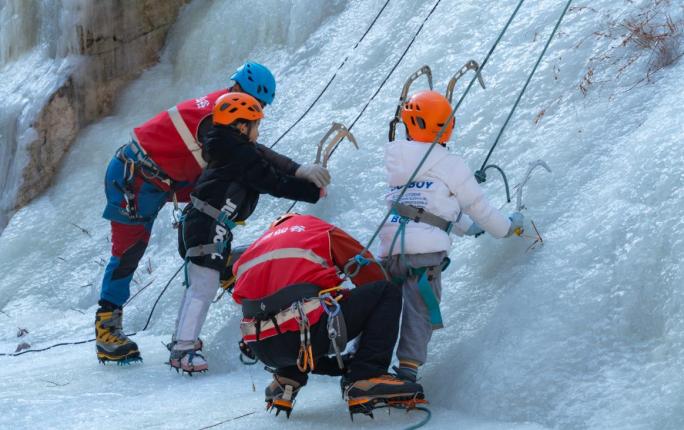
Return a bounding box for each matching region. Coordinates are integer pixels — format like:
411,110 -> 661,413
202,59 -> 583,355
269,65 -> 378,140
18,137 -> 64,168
284,0 -> 443,214
329,0 -> 444,156
269,0 -> 392,149
0,263 -> 184,357
475,0 -> 573,181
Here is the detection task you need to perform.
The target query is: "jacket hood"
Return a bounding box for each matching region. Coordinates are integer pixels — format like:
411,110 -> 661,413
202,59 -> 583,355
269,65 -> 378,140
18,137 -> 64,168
384,140 -> 450,185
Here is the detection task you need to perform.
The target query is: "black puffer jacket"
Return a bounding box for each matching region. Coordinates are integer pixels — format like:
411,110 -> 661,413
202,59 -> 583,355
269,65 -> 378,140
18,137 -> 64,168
180,125 -> 320,273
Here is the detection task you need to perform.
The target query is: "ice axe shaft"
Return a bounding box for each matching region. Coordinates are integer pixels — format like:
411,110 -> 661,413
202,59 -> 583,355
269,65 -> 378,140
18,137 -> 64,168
315,122 -> 358,168
516,160 -> 551,212
388,65 -> 433,141
446,60 -> 485,103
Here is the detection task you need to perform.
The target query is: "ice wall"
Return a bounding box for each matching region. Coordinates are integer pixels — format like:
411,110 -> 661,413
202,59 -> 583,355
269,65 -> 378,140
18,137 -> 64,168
0,0 -> 682,429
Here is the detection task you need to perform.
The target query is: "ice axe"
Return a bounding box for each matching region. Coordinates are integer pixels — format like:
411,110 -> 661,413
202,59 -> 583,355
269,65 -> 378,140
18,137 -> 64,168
516,159 -> 551,212
388,65 -> 433,141
445,59 -> 485,104
315,122 -> 358,168
513,159 -> 551,246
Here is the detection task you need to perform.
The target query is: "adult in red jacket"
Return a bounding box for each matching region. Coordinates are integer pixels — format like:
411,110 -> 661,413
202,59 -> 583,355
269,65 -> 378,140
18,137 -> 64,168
232,214 -> 424,419
95,62 -> 331,364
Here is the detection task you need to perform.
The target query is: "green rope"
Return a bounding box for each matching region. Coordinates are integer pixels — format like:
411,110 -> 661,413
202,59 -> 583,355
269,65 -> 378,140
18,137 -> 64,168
352,0 -> 526,263
476,0 -> 573,180
403,406 -> 432,430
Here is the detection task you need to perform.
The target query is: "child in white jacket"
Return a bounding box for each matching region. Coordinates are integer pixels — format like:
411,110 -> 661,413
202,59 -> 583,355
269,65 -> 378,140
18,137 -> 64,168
379,90 -> 523,383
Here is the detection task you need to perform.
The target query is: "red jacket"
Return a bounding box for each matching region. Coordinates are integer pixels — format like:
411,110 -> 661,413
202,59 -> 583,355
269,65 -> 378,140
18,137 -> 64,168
232,215 -> 385,336
132,89 -> 227,183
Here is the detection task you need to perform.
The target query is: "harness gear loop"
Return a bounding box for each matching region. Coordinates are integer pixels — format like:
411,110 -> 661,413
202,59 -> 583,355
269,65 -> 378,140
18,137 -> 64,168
389,65 -> 433,142
445,59 -> 485,104
293,301 -> 315,373
315,122 -> 358,168
386,213 -> 449,329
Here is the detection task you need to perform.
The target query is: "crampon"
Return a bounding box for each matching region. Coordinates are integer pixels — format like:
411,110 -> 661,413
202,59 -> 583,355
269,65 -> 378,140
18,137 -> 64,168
266,397 -> 295,418
348,393 -> 428,420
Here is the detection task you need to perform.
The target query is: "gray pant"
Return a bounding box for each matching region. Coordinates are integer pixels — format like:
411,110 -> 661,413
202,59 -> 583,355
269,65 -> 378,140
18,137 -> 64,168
384,251 -> 447,366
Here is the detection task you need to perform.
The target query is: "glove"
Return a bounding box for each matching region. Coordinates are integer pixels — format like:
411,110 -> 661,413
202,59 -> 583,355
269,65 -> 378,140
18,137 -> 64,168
465,222 -> 485,237
295,164 -> 331,188
505,212 -> 525,237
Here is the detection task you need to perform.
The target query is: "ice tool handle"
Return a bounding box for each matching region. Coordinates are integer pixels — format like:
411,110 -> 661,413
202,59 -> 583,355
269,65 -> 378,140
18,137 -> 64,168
388,65 -> 433,142
315,122 -> 358,168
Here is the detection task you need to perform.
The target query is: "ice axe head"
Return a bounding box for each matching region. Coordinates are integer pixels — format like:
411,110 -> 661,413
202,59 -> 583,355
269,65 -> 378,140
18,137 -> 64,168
315,122 -> 358,168
445,59 -> 485,104
389,65 -> 433,141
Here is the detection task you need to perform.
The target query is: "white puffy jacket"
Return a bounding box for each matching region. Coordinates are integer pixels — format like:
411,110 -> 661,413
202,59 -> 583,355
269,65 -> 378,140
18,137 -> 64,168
378,140 -> 511,257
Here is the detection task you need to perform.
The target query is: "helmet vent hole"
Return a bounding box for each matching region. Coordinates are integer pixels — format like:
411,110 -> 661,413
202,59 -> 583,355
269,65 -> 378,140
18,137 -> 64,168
247,76 -> 254,82
219,103 -> 229,111
410,117 -> 416,126
228,107 -> 238,113
415,105 -> 421,111
416,117 -> 426,129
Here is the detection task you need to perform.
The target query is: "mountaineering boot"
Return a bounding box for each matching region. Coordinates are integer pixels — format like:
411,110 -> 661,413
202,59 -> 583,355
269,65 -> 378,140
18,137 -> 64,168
168,347 -> 208,375
265,375 -> 303,418
392,365 -> 418,383
343,374 -> 425,419
95,307 -> 141,364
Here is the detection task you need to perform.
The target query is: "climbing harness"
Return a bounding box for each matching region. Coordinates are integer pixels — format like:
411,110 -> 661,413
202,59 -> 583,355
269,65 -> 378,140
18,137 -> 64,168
314,122 -> 358,168
445,59 -> 486,103
389,65 -> 433,142
385,204 -> 451,328
113,141 -> 174,221
269,0 -> 392,149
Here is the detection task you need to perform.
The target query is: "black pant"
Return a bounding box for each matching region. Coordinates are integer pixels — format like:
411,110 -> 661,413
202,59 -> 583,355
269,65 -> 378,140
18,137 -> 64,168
249,281 -> 402,385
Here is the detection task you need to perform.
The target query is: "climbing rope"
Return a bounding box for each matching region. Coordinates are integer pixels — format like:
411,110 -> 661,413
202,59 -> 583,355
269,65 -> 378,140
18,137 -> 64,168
0,263 -> 184,357
269,0 -> 392,149
345,0 -> 527,267
284,0 -> 444,214
475,0 -> 573,183
404,406 -> 432,430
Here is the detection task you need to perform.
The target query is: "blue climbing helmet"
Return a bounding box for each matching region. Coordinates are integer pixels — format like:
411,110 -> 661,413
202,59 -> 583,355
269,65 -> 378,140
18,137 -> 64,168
230,62 -> 276,105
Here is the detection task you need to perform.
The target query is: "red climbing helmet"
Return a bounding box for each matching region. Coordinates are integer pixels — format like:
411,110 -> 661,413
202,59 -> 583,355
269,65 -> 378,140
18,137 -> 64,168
401,90 -> 454,143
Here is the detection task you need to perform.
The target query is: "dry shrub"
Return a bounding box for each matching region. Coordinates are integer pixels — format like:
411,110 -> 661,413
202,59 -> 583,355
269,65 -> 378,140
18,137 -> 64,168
578,0 -> 682,95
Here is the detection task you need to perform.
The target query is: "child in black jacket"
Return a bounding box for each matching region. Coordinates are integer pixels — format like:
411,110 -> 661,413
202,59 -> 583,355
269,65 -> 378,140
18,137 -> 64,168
170,92 -> 321,373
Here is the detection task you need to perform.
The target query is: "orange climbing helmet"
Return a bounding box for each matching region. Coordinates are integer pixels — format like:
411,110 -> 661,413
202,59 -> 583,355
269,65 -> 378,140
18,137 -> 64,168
401,90 -> 454,143
213,92 -> 264,126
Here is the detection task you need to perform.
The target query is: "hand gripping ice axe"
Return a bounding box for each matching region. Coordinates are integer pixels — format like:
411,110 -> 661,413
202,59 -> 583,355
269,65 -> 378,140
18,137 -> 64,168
445,59 -> 486,103
514,159 -> 551,249
315,122 -> 358,168
388,65 -> 433,142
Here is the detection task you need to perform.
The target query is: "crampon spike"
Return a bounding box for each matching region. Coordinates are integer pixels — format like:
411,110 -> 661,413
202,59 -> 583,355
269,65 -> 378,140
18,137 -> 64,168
268,398 -> 294,418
